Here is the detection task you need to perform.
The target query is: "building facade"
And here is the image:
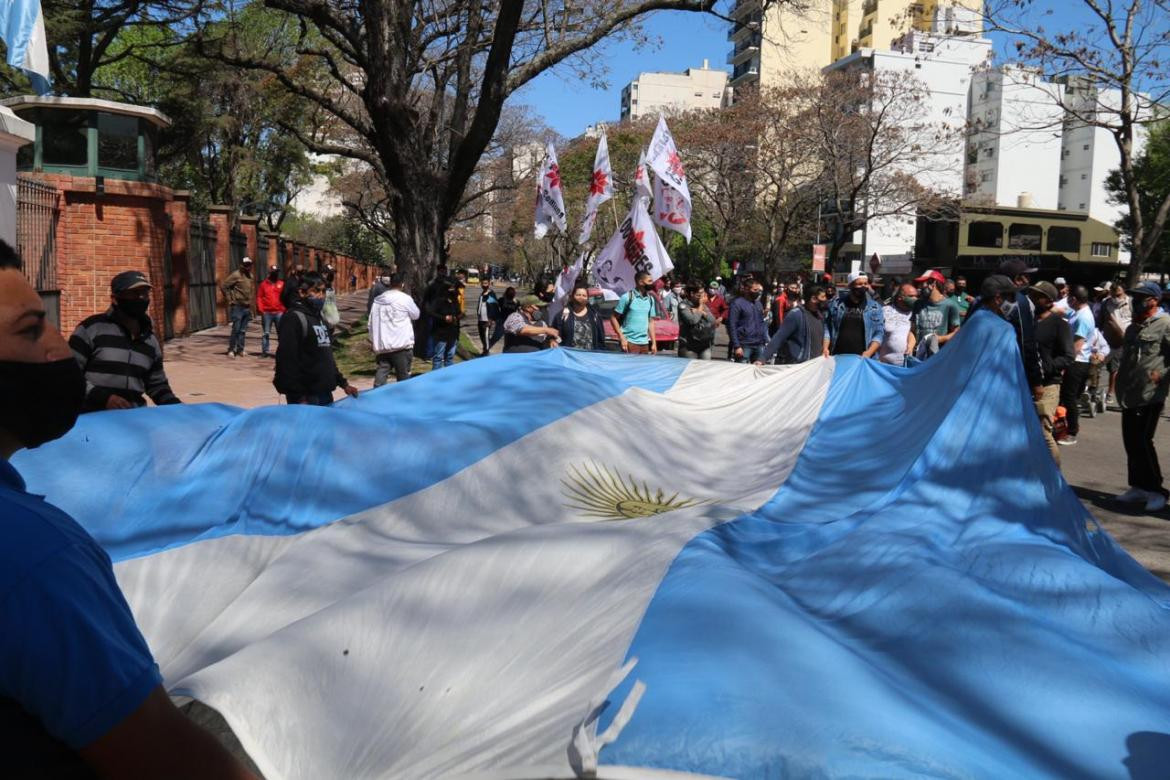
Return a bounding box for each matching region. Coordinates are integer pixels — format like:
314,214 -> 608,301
620,61 -> 728,121
965,66 -> 1066,211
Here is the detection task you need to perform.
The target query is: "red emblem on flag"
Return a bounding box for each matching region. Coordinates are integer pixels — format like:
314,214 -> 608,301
546,163 -> 562,190
590,170 -> 609,196
667,151 -> 685,179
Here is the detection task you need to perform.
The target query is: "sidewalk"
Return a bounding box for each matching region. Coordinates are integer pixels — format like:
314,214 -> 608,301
163,290 -> 374,408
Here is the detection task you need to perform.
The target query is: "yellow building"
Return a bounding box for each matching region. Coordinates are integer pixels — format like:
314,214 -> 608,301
855,0 -> 983,50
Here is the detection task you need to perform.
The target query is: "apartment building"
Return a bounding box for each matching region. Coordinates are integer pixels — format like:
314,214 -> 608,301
620,61 -> 729,120
965,66 -> 1066,211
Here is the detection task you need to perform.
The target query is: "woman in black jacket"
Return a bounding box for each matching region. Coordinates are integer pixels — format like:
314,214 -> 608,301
426,277 -> 463,370
555,283 -> 608,351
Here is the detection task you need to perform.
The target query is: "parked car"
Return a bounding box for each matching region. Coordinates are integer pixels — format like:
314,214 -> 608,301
588,288 -> 679,351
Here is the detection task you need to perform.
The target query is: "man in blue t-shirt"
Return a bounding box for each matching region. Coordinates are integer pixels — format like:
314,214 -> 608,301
1060,285 -> 1097,446
611,271 -> 660,354
0,245 -> 255,778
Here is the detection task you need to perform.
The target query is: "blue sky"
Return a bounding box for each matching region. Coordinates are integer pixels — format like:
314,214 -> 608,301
517,3 -> 1103,140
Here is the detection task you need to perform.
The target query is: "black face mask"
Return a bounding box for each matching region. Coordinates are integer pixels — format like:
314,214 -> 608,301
849,288 -> 866,303
0,358 -> 85,449
269,271 -> 279,281
116,299 -> 150,318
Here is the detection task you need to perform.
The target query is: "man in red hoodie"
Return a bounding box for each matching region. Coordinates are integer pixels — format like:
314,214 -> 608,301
257,264 -> 286,358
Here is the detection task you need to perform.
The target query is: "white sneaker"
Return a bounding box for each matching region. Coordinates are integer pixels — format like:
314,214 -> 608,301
1116,487 -> 1149,503
1145,493 -> 1167,513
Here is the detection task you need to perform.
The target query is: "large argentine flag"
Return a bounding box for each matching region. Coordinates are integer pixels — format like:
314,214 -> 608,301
14,312 -> 1170,779
0,0 -> 50,94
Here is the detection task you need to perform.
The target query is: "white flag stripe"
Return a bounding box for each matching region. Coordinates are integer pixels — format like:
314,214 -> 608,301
548,252 -> 585,324
114,358 -> 836,779
633,148 -> 653,207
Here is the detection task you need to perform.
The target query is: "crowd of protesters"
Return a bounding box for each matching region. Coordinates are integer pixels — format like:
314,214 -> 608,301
56,250 -> 1170,514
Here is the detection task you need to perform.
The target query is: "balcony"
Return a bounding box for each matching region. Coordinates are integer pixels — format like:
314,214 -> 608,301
730,61 -> 760,86
727,11 -> 762,40
862,0 -> 878,14
727,33 -> 761,64
731,0 -> 761,19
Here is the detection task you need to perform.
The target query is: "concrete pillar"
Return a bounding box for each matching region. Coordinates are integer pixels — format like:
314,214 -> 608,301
0,107 -> 35,247
207,205 -> 233,324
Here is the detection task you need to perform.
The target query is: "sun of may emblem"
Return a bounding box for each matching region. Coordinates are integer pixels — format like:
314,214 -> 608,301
561,461 -> 710,521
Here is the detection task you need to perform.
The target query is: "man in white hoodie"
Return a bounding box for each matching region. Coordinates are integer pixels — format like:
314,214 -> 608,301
369,272 -> 420,387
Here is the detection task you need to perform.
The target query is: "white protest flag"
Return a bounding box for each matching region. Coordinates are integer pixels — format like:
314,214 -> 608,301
548,251 -> 586,324
646,116 -> 692,206
593,199 -> 674,298
534,142 -> 567,240
633,148 -> 654,206
652,171 -> 693,244
577,134 -> 614,245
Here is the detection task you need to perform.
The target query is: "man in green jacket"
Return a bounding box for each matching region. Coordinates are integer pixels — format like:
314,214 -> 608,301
1116,281 -> 1170,512
221,257 -> 255,357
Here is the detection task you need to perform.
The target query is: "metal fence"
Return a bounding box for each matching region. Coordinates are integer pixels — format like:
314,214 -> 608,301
16,176 -> 61,326
229,227 -> 247,273
188,219 -> 218,332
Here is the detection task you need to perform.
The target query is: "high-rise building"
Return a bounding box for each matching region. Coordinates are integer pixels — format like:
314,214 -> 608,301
966,66 -> 1066,211
728,0 -> 834,92
728,0 -> 982,94
824,26 -> 992,272
620,61 -> 729,121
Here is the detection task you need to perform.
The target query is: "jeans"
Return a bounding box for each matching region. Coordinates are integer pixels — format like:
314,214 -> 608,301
1059,362 -> 1091,436
374,349 -> 413,386
432,339 -> 457,370
1122,403 -> 1166,496
228,305 -> 251,354
260,311 -> 282,356
734,344 -> 764,364
678,345 -> 712,360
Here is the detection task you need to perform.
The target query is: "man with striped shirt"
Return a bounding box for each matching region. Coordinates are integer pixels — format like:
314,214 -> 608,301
69,271 -> 181,412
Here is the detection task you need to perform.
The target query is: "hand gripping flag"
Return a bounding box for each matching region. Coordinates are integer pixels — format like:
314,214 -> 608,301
593,198 -> 674,297
548,251 -> 585,325
578,134 -> 614,245
534,142 -> 567,240
0,0 -> 50,94
633,148 -> 654,207
646,116 -> 691,208
652,172 -> 692,244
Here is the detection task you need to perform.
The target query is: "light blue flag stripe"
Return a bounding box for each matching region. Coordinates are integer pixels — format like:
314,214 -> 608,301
0,0 -> 49,93
14,348 -> 688,561
601,312 -> 1170,778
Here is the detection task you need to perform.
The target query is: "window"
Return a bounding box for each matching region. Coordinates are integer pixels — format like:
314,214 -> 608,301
980,171 -> 992,182
1091,242 -> 1112,257
694,92 -> 703,97
1083,144 -> 1090,150
1008,223 -> 1042,250
983,147 -> 994,158
967,146 -> 978,165
41,109 -> 89,167
1047,226 -> 1081,252
97,112 -> 138,170
1079,202 -> 1086,209
968,220 -> 1003,248
1081,173 -> 1087,180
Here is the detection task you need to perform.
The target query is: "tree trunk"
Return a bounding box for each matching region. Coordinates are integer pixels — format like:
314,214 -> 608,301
393,193 -> 446,292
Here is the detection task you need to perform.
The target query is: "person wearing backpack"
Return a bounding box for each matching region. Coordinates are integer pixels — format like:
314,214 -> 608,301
677,282 -> 717,359
609,271 -> 659,354
273,272 -> 359,405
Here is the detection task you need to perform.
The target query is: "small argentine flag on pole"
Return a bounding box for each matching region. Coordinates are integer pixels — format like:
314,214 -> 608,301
1,0 -> 51,94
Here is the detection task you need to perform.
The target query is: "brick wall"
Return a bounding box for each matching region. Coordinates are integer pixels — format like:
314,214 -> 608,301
23,173 -> 369,340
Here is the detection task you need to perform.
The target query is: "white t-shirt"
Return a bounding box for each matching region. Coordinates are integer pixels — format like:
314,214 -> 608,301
879,304 -> 913,366
1066,305 -> 1096,363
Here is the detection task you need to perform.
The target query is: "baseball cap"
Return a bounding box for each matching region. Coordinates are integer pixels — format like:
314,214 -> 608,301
914,270 -> 946,285
241,256 -> 253,265
1026,281 -> 1060,301
998,259 -> 1038,276
847,272 -> 869,285
517,294 -> 547,307
981,274 -> 1017,299
1093,282 -> 1109,292
1054,276 -> 1067,285
110,270 -> 151,294
1127,281 -> 1163,300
